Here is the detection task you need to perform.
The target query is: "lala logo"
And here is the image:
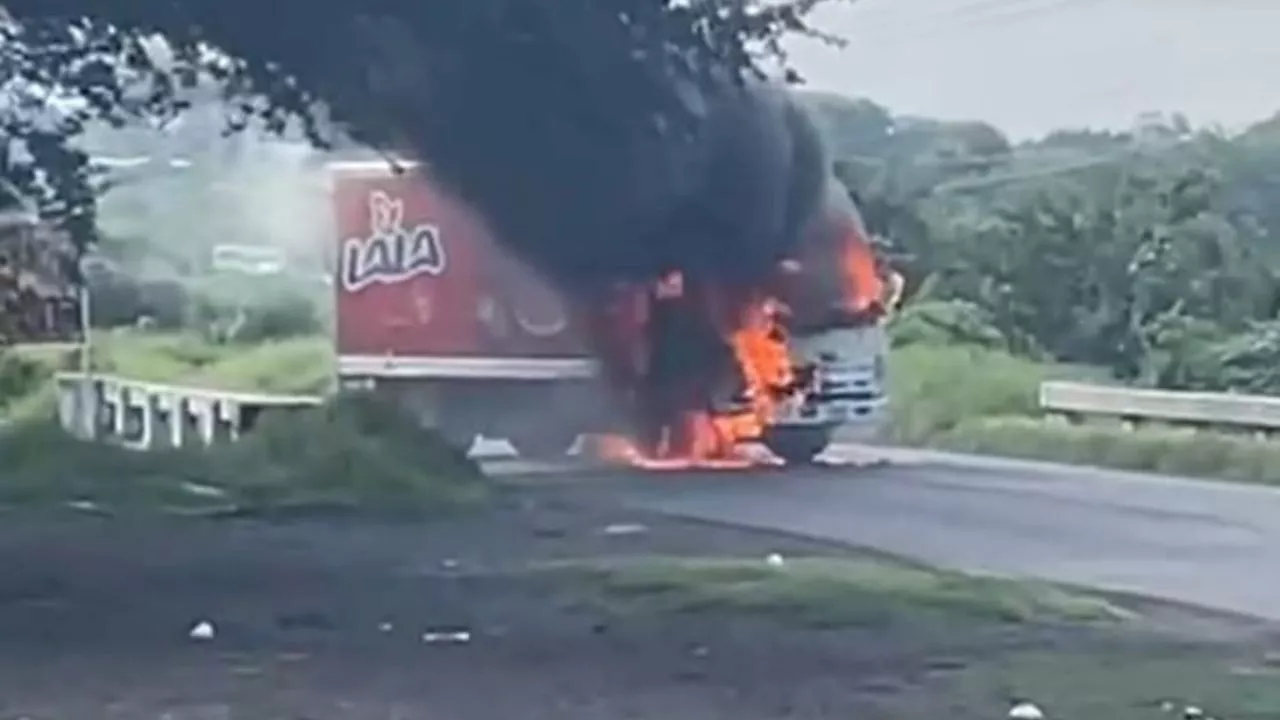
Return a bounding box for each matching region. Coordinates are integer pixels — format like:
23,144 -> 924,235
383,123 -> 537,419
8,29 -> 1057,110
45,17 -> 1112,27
341,191 -> 446,292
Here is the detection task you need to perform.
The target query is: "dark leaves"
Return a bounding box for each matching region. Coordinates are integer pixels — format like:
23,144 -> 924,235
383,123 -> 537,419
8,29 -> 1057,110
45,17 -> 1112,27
0,0 -> 836,264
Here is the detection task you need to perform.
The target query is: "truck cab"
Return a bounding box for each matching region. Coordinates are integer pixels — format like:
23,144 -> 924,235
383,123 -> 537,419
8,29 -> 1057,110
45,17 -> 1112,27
762,322 -> 889,462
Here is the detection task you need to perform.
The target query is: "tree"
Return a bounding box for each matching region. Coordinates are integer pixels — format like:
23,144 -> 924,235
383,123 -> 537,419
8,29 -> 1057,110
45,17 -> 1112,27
817,97 -> 1280,392
0,0 -> 843,279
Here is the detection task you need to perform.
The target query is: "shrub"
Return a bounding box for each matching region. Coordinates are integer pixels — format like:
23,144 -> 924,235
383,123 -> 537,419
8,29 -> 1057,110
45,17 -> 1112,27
189,336 -> 333,395
203,392 -> 487,514
937,415 -> 1280,485
0,350 -> 54,410
0,331 -> 333,426
887,344 -> 1047,444
0,392 -> 488,515
234,289 -> 325,343
889,299 -> 1010,351
186,275 -> 327,344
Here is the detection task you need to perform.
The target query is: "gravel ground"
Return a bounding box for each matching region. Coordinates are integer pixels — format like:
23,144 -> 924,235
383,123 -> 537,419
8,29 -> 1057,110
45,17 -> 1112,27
0,488 -> 1272,720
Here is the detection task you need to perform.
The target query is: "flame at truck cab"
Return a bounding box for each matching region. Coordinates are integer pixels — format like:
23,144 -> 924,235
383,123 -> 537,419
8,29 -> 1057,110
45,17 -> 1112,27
582,216 -> 891,469
585,272 -> 798,468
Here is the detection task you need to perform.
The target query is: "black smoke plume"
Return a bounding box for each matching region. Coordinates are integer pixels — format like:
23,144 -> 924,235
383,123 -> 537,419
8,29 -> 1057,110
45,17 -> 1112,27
333,9 -> 845,294
326,8 -> 866,449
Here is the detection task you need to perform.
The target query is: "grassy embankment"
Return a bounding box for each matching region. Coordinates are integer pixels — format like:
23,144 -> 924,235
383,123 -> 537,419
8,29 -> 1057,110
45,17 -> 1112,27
890,343 -> 1280,483
0,331 -> 487,515
6,330 -> 1280,500
564,553 -> 1280,719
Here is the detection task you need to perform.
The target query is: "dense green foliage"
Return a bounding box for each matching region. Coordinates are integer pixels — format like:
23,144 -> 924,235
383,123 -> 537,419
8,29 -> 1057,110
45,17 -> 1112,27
805,93 -> 1280,394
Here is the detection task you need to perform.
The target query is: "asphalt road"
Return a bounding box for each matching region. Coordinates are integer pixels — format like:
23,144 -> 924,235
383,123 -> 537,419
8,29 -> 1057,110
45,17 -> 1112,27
564,445 -> 1280,621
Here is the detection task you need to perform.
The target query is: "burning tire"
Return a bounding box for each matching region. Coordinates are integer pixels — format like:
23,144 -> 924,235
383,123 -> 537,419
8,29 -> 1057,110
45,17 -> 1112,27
761,425 -> 832,464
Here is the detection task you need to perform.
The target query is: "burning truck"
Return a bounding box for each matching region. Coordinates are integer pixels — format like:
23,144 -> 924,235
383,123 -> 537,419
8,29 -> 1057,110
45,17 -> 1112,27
328,85 -> 897,466
329,162 -> 894,466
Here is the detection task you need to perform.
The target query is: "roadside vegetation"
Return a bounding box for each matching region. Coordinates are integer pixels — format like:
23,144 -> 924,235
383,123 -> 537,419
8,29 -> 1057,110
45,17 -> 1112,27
0,330 -> 332,424
561,555 -> 1123,625
886,341 -> 1280,484
9,325 -> 1280,496
10,93 -> 1280,503
0,391 -> 488,517
811,96 -> 1280,483
553,549 -> 1280,720
0,332 -> 486,516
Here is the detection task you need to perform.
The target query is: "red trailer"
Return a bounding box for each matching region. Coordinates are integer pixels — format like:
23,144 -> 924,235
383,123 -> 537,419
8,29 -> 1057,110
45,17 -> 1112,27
330,159 -> 602,457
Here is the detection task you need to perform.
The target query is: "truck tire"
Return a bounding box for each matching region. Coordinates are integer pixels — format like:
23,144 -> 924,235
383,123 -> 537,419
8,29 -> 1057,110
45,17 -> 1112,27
762,425 -> 832,464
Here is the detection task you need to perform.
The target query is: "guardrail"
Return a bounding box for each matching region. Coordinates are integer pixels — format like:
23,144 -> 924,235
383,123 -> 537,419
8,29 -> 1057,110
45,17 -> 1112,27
1039,380 -> 1280,436
54,372 -> 323,451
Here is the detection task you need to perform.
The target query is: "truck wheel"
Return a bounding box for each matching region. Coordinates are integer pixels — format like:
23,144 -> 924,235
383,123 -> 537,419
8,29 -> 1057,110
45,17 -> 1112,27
762,425 -> 833,464
507,427 -> 582,461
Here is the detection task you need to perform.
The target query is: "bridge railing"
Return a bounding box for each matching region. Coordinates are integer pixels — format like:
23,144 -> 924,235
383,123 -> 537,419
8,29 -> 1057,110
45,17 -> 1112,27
1039,380 -> 1280,437
54,372 -> 323,451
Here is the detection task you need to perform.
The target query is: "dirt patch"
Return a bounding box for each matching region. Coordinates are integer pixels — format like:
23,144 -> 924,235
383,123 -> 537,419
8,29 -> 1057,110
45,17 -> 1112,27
0,487 -> 1275,720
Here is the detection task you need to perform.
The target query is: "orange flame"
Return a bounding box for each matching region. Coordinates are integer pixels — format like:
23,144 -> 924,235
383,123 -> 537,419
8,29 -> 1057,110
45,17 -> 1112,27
585,273 -> 796,469
584,225 -> 895,471
840,229 -> 884,313
725,295 -> 794,440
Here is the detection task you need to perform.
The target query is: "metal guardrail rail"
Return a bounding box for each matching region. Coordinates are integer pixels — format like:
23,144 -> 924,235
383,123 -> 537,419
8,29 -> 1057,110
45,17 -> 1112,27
1039,380 -> 1280,433
54,372 -> 322,451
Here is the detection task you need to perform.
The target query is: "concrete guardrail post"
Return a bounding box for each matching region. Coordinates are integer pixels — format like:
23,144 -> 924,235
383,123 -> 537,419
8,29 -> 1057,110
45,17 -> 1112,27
52,372 -> 322,452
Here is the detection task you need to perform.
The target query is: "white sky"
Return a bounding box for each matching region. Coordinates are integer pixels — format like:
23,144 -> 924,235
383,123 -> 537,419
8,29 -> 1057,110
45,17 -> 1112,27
785,0 -> 1280,139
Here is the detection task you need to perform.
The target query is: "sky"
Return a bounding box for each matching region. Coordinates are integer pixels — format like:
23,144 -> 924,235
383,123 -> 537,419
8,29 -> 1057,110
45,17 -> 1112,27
784,0 -> 1280,140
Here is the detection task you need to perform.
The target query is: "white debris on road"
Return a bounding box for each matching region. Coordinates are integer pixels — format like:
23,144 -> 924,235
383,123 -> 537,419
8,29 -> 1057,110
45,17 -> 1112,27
602,523 -> 649,536
422,630 -> 472,644
66,500 -> 102,514
1008,701 -> 1044,719
181,482 -> 227,498
188,621 -> 216,640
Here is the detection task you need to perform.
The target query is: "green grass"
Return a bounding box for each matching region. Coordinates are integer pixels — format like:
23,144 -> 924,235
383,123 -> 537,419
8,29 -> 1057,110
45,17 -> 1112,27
185,336 -> 332,395
553,553 -> 1280,719
0,332 -> 482,516
87,330 -> 333,394
0,330 -> 333,424
931,647 -> 1280,720
90,331 -> 235,381
14,330 -> 1280,490
0,393 -> 489,516
887,344 -> 1049,444
561,555 -> 1125,627
889,342 -> 1280,484
941,415 -> 1280,484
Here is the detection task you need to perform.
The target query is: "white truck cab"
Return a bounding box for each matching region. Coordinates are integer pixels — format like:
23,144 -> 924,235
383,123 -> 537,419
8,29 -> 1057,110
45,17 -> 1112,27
761,323 -> 889,462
